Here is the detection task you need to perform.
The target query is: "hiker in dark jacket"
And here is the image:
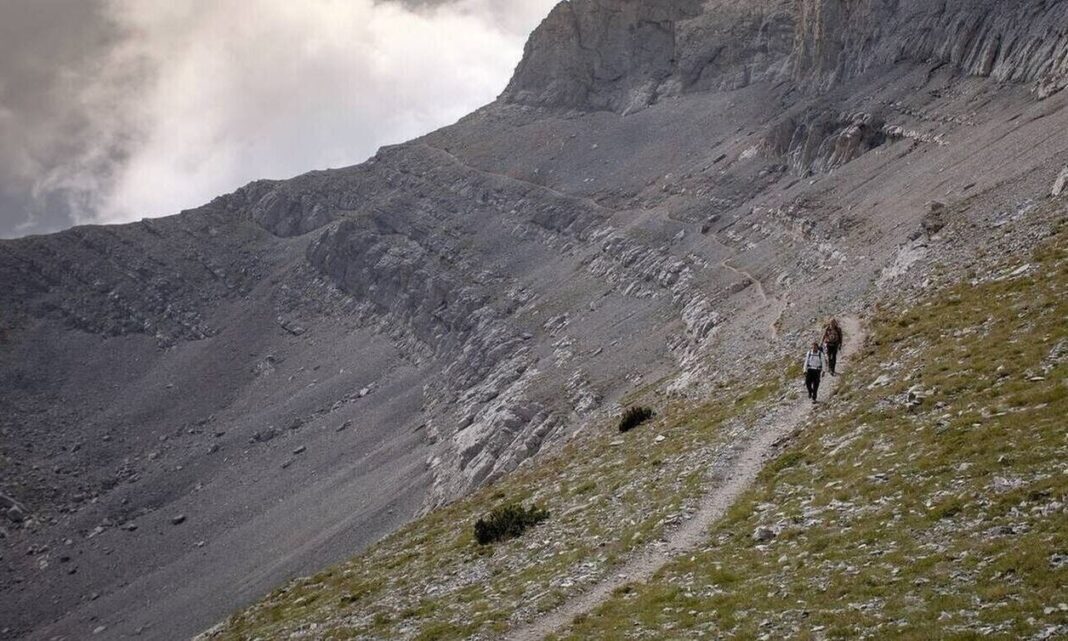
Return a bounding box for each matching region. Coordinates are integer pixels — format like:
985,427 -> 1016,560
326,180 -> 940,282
804,341 -> 824,403
822,317 -> 843,376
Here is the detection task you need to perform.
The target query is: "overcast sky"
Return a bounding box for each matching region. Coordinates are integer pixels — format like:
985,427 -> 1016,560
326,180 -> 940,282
0,0 -> 557,238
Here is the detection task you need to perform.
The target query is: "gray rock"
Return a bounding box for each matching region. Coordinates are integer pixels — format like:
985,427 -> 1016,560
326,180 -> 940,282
5,506 -> 24,524
251,428 -> 278,444
752,526 -> 777,543
505,0 -> 1068,113
1052,166 -> 1068,198
171,515 -> 187,526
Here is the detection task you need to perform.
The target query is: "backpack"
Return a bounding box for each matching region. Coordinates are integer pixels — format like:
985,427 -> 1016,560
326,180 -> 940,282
825,324 -> 842,346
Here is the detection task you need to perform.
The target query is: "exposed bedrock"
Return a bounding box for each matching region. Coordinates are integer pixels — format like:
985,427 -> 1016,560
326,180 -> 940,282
764,109 -> 888,175
299,143 -> 727,505
505,0 -> 1068,113
793,0 -> 1068,96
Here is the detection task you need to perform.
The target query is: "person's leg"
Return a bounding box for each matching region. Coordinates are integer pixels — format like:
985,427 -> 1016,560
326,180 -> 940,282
811,370 -> 821,401
805,370 -> 817,400
827,344 -> 838,375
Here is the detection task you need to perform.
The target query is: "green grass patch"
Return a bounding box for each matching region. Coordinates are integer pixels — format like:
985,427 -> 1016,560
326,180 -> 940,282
559,224 -> 1068,640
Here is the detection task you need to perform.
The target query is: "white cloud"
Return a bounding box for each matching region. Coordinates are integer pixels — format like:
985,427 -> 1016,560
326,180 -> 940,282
20,0 -> 557,230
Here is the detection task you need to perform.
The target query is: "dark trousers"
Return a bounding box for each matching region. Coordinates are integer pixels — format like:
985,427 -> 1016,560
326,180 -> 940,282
805,369 -> 822,400
826,343 -> 839,374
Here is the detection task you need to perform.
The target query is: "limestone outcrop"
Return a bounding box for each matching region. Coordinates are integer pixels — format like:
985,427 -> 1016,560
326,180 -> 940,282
504,0 -> 1068,112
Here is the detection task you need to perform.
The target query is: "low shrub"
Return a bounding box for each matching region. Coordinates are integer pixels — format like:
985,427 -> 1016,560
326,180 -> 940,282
618,406 -> 654,433
474,503 -> 550,545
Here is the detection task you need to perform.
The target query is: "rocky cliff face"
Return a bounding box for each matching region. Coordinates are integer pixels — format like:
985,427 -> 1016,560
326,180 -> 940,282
504,0 -> 1068,112
4,1 -> 1068,640
794,0 -> 1068,95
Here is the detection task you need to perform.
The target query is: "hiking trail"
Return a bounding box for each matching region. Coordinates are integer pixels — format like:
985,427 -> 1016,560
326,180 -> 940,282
708,234 -> 786,341
505,316 -> 865,641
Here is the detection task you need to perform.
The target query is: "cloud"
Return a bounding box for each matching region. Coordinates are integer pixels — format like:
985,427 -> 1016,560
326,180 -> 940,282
0,0 -> 556,237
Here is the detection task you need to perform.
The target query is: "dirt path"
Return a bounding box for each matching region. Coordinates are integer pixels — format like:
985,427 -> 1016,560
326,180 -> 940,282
419,143 -> 611,213
720,258 -> 769,304
707,234 -> 787,340
506,317 -> 865,641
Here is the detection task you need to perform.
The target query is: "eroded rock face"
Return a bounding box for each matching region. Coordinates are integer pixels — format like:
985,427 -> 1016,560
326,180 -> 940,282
764,110 -> 888,175
1053,166 -> 1068,197
505,0 -> 1068,113
503,0 -> 706,113
793,0 -> 1068,95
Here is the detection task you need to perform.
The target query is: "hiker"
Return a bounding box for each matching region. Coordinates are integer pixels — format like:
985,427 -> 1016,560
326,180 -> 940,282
822,317 -> 843,376
804,341 -> 824,403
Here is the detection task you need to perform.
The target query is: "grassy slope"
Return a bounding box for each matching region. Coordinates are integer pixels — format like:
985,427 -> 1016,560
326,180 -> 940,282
209,222 -> 1067,641
559,225 -> 1068,640
210,360 -> 792,640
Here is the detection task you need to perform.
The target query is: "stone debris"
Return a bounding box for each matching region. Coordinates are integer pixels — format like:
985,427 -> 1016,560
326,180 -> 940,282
1051,166 -> 1068,197
752,526 -> 777,543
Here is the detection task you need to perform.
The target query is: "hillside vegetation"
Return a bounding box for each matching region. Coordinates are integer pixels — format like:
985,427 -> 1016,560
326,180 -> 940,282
204,359 -> 795,640
205,219 -> 1067,641
559,224 -> 1068,639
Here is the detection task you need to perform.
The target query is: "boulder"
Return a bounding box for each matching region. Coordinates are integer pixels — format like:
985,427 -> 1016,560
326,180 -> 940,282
1,494 -> 26,523
251,428 -> 278,443
752,526 -> 777,543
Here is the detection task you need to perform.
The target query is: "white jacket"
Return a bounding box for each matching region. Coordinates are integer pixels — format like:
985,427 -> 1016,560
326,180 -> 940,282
804,349 -> 824,371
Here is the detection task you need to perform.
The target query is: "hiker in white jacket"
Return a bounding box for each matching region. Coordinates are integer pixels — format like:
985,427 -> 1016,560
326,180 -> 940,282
804,341 -> 824,403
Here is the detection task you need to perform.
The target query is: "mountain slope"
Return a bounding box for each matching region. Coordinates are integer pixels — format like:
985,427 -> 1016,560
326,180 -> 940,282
558,219 -> 1068,641
2,1 -> 1068,639
200,200 -> 1066,641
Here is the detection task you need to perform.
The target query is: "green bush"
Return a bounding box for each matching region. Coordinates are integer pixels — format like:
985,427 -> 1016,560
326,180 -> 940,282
618,406 -> 654,433
474,503 -> 550,545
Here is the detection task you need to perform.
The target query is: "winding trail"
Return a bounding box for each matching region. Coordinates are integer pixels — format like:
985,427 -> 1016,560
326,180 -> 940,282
713,234 -> 787,340
506,317 -> 865,641
418,143 -> 611,214
720,258 -> 768,304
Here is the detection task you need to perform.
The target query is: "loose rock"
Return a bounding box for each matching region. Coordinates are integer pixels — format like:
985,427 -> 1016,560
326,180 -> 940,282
1052,166 -> 1068,197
